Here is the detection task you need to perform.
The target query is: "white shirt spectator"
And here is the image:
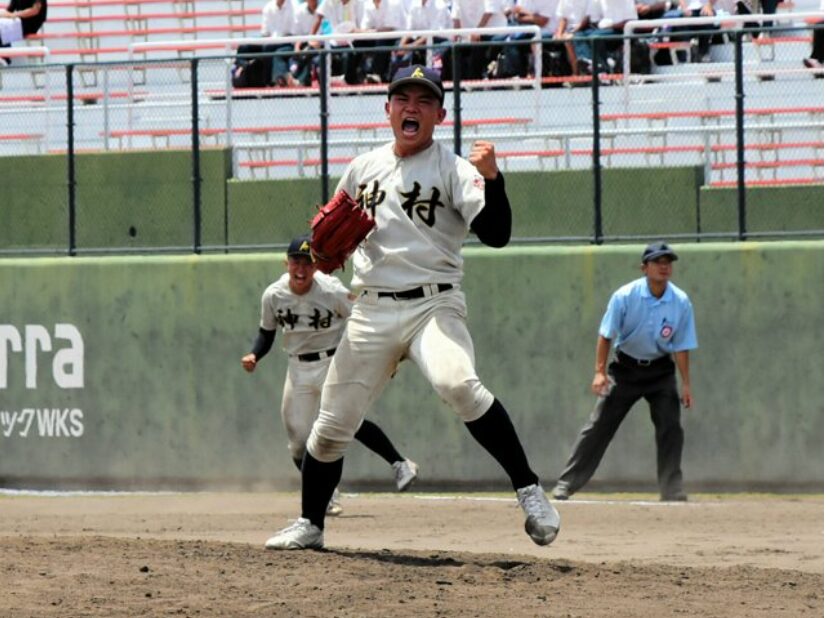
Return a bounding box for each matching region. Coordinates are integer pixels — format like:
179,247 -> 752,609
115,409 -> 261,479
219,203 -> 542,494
407,0 -> 451,31
361,0 -> 407,30
294,0 -> 321,35
261,0 -> 295,37
590,0 -> 637,28
711,0 -> 736,13
450,0 -> 509,30
318,0 -> 366,33
513,0 -> 560,34
556,0 -> 596,31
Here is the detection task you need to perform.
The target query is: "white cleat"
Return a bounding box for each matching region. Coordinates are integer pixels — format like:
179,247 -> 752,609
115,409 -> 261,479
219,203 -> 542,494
326,488 -> 343,517
393,459 -> 419,492
516,483 -> 561,546
264,518 -> 324,550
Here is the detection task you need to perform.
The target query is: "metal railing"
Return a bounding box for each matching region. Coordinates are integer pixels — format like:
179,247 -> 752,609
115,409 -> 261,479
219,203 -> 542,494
0,21 -> 822,255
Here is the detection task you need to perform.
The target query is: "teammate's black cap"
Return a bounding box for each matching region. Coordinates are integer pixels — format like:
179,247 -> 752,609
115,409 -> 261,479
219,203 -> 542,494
642,242 -> 678,262
388,65 -> 444,104
287,235 -> 312,258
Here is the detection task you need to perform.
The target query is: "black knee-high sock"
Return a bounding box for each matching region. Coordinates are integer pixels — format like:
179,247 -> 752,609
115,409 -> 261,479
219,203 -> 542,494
465,398 -> 539,491
301,452 -> 343,529
354,419 -> 404,465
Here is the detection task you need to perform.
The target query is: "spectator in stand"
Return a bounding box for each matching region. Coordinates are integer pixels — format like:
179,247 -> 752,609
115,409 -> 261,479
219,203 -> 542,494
442,0 -> 509,80
555,0 -> 597,76
360,0 -> 407,82
232,0 -> 294,88
291,0 -> 323,86
634,0 -> 669,19
392,0 -> 451,75
494,0 -> 560,77
662,0 -> 716,63
804,13 -> 823,73
573,0 -> 637,74
0,0 -> 46,63
311,0 -> 368,84
260,0 -> 298,86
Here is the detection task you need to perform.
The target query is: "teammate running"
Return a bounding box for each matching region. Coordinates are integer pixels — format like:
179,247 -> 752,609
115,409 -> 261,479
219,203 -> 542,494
242,235 -> 419,516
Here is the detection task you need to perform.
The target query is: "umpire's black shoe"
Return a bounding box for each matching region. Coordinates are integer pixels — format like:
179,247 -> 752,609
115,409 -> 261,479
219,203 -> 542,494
660,492 -> 688,502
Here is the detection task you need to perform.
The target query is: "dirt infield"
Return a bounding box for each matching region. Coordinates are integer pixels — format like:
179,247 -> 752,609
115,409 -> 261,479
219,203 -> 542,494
0,492 -> 822,617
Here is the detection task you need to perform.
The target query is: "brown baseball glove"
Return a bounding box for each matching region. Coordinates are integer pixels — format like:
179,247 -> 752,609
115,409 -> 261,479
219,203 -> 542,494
310,190 -> 376,274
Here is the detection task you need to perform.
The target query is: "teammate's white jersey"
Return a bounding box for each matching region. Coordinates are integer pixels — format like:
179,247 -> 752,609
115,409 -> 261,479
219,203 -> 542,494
260,271 -> 353,356
335,140 -> 487,291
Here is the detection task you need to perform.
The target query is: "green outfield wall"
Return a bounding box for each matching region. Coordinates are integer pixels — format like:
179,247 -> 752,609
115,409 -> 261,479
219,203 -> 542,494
0,242 -> 822,491
1,149 -> 822,252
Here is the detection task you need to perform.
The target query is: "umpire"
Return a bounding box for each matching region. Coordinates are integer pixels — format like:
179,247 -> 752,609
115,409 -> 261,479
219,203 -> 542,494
552,242 -> 698,502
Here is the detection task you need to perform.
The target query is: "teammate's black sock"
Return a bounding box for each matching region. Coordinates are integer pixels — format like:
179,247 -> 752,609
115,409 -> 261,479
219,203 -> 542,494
465,398 -> 539,491
292,457 -> 303,472
300,452 -> 343,529
354,419 -> 404,465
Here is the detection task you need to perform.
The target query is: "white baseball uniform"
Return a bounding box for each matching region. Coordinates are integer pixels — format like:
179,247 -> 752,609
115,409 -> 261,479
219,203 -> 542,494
306,140 -> 496,462
260,271 -> 353,461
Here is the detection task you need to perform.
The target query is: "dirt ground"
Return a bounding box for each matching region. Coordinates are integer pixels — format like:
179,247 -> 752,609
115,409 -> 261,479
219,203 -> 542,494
0,491 -> 821,617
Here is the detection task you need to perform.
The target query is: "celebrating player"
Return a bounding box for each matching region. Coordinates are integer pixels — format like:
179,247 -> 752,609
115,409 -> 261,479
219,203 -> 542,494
264,65 -> 560,550
242,235 -> 419,516
552,242 -> 698,502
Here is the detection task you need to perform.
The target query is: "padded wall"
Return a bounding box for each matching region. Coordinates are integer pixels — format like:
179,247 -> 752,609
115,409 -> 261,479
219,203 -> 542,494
0,242 -> 821,490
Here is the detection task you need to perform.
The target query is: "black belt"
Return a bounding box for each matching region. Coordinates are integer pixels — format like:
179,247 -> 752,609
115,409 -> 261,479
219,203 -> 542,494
376,283 -> 453,300
617,351 -> 671,368
297,347 -> 337,362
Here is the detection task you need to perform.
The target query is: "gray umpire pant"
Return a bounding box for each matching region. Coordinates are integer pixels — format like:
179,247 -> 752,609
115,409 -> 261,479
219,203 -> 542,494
556,354 -> 684,497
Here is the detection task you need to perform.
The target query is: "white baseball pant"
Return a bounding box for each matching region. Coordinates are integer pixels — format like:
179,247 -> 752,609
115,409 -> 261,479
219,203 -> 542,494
280,356 -> 334,462
306,288 -> 495,462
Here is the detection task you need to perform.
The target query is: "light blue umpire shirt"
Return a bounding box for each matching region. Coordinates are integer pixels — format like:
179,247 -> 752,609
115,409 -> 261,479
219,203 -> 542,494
599,277 -> 698,361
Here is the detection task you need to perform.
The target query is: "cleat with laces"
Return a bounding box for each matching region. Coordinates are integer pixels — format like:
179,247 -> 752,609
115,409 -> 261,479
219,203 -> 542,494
516,483 -> 560,546
326,487 -> 343,516
264,517 -> 324,550
393,459 -> 419,492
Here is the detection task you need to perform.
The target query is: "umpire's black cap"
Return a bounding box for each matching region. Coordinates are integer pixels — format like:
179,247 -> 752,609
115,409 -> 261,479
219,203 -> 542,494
287,235 -> 312,258
388,65 -> 444,104
642,242 -> 678,263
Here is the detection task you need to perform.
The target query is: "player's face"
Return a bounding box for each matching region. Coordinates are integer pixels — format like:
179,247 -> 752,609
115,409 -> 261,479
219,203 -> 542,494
642,257 -> 673,285
386,85 -> 446,158
287,256 -> 316,295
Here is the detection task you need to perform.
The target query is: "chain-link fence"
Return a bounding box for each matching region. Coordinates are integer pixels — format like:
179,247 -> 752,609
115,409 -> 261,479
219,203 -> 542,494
0,24 -> 822,255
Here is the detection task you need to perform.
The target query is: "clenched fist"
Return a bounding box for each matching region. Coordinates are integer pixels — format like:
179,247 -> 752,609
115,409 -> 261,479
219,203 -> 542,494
469,140 -> 500,180
241,353 -> 258,373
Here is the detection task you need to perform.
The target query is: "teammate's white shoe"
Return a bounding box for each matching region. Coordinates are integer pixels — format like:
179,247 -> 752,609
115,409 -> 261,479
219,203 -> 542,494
326,488 -> 343,517
516,483 -> 560,546
264,518 -> 324,550
393,459 -> 419,492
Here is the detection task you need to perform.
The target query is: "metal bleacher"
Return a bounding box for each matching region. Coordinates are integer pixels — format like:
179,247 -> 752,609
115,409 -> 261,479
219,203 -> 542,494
0,0 -> 822,187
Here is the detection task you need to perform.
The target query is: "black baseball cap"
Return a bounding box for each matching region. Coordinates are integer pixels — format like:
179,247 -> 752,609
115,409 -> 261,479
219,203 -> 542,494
287,234 -> 312,258
388,65 -> 444,104
642,242 -> 678,263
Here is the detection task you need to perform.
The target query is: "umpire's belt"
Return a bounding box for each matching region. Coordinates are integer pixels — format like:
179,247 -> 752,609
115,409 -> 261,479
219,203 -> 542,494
296,347 -> 337,362
617,351 -> 671,368
375,283 -> 453,300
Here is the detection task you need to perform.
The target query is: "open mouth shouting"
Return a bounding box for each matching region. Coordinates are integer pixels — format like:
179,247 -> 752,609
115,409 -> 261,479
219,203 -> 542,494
401,117 -> 420,136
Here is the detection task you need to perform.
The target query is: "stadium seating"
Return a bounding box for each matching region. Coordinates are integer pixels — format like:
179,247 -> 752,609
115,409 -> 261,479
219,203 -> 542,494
0,0 -> 819,192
